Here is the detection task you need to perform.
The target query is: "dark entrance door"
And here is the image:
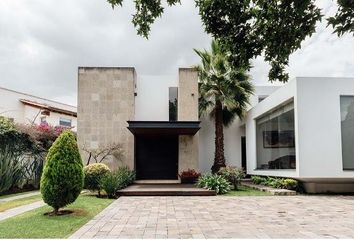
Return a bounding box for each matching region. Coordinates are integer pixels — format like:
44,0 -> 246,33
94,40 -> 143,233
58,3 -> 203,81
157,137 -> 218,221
136,135 -> 178,180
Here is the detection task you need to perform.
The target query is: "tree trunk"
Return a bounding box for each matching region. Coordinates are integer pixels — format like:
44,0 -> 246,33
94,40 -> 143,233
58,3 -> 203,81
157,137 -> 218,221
211,101 -> 226,174
54,207 -> 59,215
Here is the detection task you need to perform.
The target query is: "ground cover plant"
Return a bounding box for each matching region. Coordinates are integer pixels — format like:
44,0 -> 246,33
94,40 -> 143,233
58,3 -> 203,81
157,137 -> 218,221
197,174 -> 231,194
0,195 -> 113,238
251,175 -> 298,190
41,131 -> 84,215
224,185 -> 272,196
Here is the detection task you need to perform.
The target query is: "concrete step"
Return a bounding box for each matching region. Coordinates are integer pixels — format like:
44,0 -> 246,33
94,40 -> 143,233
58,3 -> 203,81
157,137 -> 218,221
117,184 -> 216,196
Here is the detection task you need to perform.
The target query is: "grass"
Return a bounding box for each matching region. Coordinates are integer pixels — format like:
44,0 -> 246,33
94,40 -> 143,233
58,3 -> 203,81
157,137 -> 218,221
223,185 -> 272,196
0,190 -> 39,199
0,195 -> 114,239
0,194 -> 43,212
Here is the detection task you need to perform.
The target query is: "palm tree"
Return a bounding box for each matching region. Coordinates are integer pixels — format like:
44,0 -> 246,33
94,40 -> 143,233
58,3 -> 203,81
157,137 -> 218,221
194,40 -> 254,173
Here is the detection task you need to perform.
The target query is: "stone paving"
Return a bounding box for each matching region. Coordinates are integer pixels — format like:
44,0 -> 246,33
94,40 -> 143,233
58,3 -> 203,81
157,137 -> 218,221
70,195 -> 354,239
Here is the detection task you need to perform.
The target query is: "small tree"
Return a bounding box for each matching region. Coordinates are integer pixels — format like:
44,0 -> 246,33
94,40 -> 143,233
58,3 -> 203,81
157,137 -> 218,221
40,131 -> 84,215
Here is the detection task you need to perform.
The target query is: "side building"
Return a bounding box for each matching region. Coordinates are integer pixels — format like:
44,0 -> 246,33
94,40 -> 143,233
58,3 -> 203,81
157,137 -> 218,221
0,86 -> 77,130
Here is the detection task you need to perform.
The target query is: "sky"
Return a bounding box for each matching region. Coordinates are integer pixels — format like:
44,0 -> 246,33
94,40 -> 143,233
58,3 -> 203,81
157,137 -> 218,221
0,0 -> 353,106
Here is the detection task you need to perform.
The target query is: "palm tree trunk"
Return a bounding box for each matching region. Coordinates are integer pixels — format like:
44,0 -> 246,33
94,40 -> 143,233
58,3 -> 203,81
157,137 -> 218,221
211,100 -> 226,173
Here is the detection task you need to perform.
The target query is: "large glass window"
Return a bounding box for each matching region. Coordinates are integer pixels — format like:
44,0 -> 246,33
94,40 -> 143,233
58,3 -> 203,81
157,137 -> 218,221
256,102 -> 296,170
340,96 -> 354,170
169,87 -> 178,121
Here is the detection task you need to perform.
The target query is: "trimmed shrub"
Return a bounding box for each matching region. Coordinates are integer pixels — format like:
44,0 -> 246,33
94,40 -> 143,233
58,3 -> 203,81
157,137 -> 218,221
196,174 -> 231,194
84,163 -> 110,196
40,131 -> 84,214
100,166 -> 135,199
218,166 -> 245,190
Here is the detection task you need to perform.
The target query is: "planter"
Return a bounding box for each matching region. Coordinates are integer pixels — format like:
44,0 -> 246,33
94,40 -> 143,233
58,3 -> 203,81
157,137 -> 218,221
180,177 -> 198,184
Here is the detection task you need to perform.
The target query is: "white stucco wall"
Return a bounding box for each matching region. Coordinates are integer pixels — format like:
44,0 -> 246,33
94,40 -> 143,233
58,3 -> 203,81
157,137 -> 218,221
296,77 -> 354,178
0,87 -> 77,130
134,75 -> 177,121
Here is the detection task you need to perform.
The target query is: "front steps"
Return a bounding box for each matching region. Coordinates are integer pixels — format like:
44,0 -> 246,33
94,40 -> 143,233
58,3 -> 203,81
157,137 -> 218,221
117,184 -> 216,196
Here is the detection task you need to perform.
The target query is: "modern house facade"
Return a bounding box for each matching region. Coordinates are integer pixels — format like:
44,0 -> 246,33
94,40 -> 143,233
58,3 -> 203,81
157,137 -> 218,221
0,86 -> 77,130
77,67 -> 354,193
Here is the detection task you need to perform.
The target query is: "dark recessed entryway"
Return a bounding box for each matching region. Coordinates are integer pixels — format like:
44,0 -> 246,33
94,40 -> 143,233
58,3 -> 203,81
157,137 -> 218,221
135,135 -> 178,180
127,121 -> 201,180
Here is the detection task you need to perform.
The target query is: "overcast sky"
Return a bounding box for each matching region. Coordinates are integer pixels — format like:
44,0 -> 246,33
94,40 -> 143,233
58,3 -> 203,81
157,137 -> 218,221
0,0 -> 353,106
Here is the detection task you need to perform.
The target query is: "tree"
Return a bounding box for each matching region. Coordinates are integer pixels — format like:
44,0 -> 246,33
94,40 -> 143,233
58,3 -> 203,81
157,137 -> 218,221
40,131 -> 84,215
328,0 -> 354,36
107,0 -> 321,83
195,40 -> 254,173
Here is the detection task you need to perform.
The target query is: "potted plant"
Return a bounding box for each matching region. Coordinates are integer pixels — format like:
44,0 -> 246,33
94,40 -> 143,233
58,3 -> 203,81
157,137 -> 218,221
179,169 -> 201,184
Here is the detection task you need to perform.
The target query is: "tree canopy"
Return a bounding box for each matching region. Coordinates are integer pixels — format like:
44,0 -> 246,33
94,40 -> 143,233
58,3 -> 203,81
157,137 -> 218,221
328,0 -> 354,36
107,0 -> 322,83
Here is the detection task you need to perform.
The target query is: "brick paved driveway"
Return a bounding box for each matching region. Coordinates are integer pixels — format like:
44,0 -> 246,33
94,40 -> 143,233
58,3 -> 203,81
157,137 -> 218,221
70,195 -> 354,239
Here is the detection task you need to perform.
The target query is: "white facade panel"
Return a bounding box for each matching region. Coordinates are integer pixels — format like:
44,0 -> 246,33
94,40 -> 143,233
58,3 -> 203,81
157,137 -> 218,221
296,77 -> 354,178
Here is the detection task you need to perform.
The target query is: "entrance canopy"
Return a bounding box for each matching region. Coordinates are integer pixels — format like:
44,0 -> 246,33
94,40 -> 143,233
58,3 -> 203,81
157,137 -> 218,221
127,121 -> 201,135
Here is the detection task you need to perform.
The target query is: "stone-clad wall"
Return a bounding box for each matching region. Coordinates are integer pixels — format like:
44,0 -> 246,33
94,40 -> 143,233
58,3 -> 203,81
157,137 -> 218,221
178,68 -> 199,173
77,67 -> 135,169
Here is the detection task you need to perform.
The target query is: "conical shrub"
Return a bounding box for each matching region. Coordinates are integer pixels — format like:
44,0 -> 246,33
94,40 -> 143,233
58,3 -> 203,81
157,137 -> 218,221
40,130 -> 84,214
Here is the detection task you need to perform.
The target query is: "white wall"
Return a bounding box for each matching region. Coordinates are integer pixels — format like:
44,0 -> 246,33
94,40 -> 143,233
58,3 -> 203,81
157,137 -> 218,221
0,87 -> 77,130
134,75 -> 177,121
296,77 -> 354,178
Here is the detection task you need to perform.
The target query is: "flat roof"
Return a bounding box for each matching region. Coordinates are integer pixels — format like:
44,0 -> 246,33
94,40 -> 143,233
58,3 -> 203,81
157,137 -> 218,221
127,121 -> 201,135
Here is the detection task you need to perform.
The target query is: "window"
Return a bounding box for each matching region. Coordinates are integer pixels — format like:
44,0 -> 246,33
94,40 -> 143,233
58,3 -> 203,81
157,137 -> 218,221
40,116 -> 46,123
256,102 -> 296,170
340,96 -> 354,170
59,117 -> 72,127
169,87 -> 178,121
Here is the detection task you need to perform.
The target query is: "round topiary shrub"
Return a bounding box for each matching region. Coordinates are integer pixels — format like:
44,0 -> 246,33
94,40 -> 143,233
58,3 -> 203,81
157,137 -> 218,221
40,130 -> 84,214
84,163 -> 110,196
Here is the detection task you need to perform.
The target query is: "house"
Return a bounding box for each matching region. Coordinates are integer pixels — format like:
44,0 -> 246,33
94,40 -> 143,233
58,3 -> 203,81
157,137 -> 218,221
77,67 -> 354,193
0,86 -> 77,130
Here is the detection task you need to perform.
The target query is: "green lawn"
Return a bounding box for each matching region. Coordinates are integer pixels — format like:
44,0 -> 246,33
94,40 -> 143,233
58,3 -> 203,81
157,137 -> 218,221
0,195 -> 114,239
223,185 -> 272,196
0,194 -> 43,212
0,190 -> 39,199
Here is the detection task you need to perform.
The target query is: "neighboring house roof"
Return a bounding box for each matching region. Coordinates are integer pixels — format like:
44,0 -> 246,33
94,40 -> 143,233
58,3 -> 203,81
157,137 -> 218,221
0,86 -> 76,109
20,99 -> 77,117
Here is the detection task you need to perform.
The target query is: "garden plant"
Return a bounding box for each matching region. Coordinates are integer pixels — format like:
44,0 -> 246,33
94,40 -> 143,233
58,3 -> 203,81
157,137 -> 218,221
100,166 -> 135,198
84,163 -> 110,197
40,131 -> 84,215
197,174 -> 231,194
218,166 -> 246,190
